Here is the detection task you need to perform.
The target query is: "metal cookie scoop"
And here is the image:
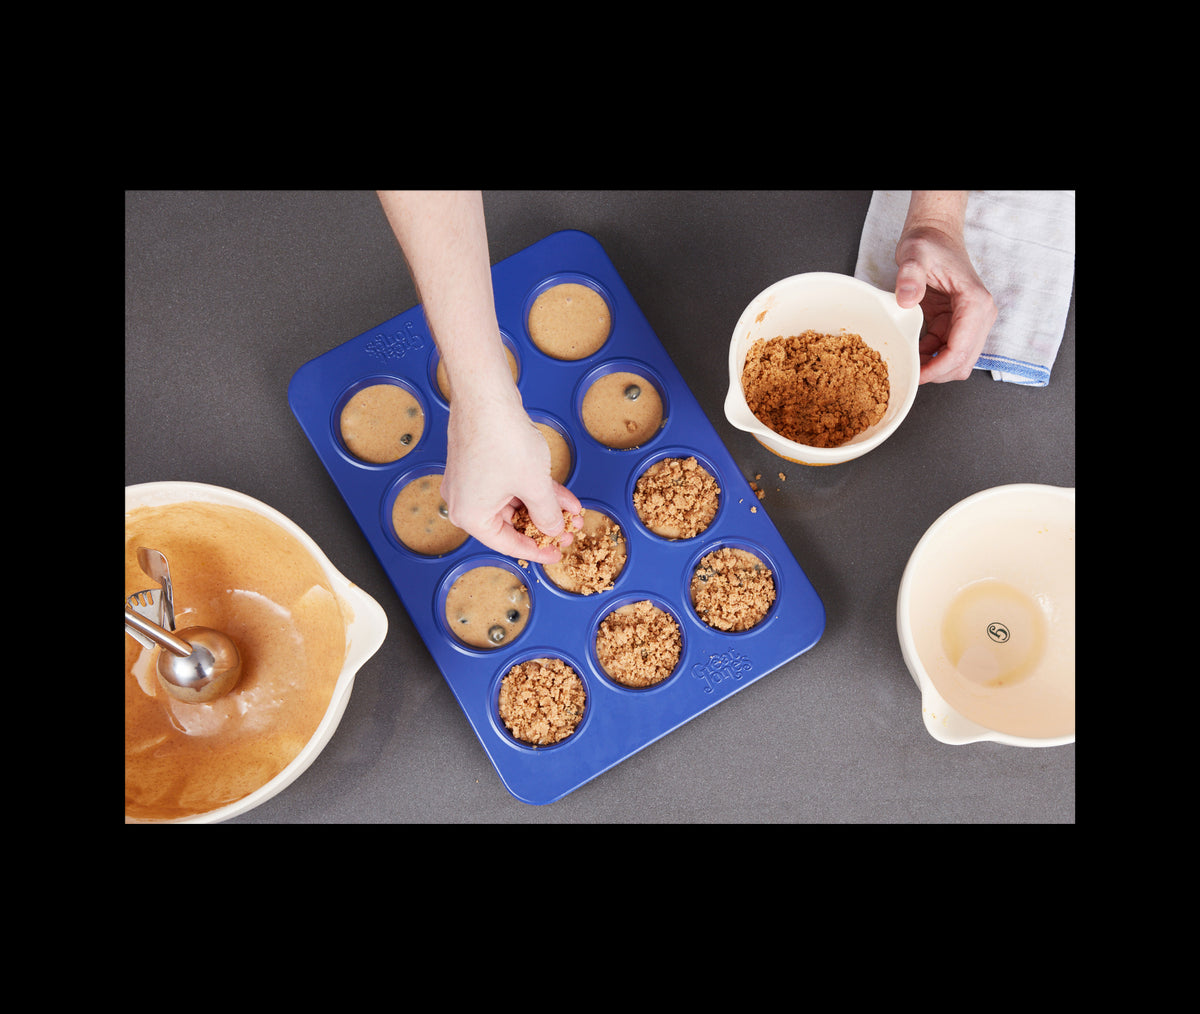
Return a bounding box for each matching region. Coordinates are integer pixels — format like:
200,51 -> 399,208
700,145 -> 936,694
123,608 -> 242,703
137,547 -> 176,629
125,547 -> 178,650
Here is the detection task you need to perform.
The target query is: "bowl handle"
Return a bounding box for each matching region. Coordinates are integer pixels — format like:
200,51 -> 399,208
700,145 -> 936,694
887,293 -> 925,342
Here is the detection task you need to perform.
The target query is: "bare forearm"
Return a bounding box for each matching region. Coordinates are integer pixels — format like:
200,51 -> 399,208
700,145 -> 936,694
903,190 -> 968,239
376,190 -> 513,401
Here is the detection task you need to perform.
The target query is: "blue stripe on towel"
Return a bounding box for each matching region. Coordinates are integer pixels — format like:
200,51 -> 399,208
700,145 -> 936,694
974,354 -> 1051,387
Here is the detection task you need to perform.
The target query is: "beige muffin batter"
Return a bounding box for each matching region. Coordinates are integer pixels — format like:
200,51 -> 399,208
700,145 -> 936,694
391,473 -> 469,556
445,565 -> 531,649
437,345 -> 519,401
595,601 -> 681,688
633,456 -> 720,538
544,508 -> 627,595
582,371 -> 663,449
125,502 -> 348,822
339,383 -> 425,464
534,422 -> 572,484
498,657 -> 586,746
690,547 -> 776,632
527,281 -> 611,360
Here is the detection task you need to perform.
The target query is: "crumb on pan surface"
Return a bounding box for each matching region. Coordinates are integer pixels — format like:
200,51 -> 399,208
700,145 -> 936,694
595,600 -> 681,688
632,456 -> 720,539
741,330 -> 889,448
498,657 -> 586,745
690,547 -> 776,632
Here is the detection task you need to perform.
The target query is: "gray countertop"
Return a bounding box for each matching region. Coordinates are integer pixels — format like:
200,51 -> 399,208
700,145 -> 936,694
125,190 -> 1075,823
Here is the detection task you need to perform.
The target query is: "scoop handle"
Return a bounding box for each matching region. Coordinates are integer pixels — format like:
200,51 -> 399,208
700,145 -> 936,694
124,608 -> 192,657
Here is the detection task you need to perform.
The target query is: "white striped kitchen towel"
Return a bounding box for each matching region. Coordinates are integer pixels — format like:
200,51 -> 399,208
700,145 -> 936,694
854,190 -> 1075,386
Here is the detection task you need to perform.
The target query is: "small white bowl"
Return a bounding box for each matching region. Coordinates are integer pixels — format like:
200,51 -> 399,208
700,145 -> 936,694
125,481 -> 388,822
725,272 -> 923,465
897,484 -> 1075,746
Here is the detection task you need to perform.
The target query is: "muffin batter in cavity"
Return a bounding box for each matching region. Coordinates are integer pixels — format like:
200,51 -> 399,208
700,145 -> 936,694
445,566 -> 531,648
527,281 -> 611,360
690,547 -> 776,632
544,509 -> 627,595
595,600 -> 681,688
534,421 -> 572,484
498,657 -> 586,746
582,371 -> 663,449
633,456 -> 720,539
391,474 -> 468,556
339,383 -> 424,464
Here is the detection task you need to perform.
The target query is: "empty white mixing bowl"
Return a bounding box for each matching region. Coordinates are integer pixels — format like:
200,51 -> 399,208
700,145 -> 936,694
897,484 -> 1075,746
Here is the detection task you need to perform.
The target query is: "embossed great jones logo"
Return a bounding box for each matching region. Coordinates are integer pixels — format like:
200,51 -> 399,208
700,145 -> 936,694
364,321 -> 425,361
691,647 -> 754,693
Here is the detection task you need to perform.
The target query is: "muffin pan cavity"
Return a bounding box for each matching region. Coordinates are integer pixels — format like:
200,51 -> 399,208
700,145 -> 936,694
437,556 -> 534,653
492,649 -> 593,751
630,447 -> 723,541
334,375 -> 428,466
539,499 -> 628,598
289,229 -> 825,803
685,539 -> 780,634
590,594 -> 686,692
527,411 -> 575,486
524,273 -> 614,361
383,464 -> 468,559
577,359 -> 669,450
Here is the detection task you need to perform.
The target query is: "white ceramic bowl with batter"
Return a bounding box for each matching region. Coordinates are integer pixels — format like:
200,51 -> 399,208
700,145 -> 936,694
725,272 -> 924,465
125,481 -> 389,822
897,484 -> 1075,746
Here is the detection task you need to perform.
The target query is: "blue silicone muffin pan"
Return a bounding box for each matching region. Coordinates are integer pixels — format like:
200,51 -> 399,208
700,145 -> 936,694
288,230 -> 825,804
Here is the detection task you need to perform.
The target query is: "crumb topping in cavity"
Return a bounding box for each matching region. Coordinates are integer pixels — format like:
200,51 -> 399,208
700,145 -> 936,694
543,509 -> 627,595
595,600 -> 681,688
498,657 -> 586,746
690,547 -> 775,632
632,456 -> 720,539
